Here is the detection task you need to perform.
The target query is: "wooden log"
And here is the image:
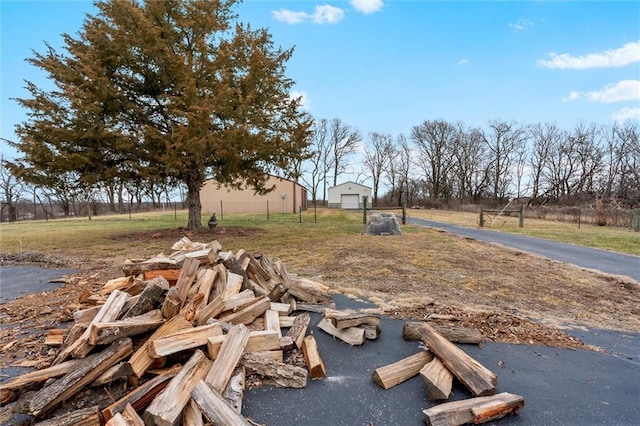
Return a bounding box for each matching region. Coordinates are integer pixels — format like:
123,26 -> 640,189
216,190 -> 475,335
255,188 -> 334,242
209,263 -> 227,300
122,277 -> 169,318
264,309 -> 282,338
180,292 -> 205,323
205,324 -> 251,393
324,310 -> 381,332
279,316 -> 296,328
105,413 -> 128,426
362,324 -> 380,340
372,350 -> 433,390
196,294 -> 225,326
91,361 -> 134,387
44,329 -> 65,346
196,268 -> 217,306
267,282 -> 288,302
219,296 -> 270,325
175,257 -> 201,306
128,315 -> 192,378
240,353 -> 307,388
161,287 -> 182,320
101,364 -> 181,422
420,357 -> 453,400
143,269 -> 181,285
252,350 -> 283,363
100,276 -> 134,296
150,323 -> 222,358
403,322 -> 483,345
34,405 -> 101,426
269,302 -> 292,316
317,318 -> 365,346
185,247 -> 217,265
0,358 -> 83,405
123,258 -> 179,276
191,381 -> 251,426
89,309 -> 165,345
416,323 -> 497,397
422,392 -> 525,426
119,403 -> 145,426
73,306 -> 101,326
29,338 -> 132,418
285,312 -> 310,349
287,277 -> 331,304
143,350 -> 213,426
223,272 -> 244,299
302,335 -> 326,380
221,289 -> 256,312
55,290 -> 130,362
222,367 -> 245,413
207,330 -> 280,359
182,399 -> 204,426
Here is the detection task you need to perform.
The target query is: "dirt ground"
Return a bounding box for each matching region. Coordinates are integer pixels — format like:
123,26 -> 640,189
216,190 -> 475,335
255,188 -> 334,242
1,226 -> 639,373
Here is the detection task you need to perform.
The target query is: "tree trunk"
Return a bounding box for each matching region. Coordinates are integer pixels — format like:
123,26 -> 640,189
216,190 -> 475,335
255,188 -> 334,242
186,179 -> 203,230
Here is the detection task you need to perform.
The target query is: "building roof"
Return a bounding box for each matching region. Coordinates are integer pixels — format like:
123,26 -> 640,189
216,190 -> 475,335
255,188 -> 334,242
328,181 -> 372,191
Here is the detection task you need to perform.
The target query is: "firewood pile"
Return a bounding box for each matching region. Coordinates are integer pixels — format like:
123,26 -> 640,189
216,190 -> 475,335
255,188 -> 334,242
0,237 -> 382,425
1,236 -> 524,425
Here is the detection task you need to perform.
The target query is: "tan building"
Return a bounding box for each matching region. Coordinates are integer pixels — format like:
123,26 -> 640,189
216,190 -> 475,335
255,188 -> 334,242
200,175 -> 307,215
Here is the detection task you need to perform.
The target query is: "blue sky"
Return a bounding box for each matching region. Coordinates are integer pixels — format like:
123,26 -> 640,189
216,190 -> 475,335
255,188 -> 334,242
1,0 -> 639,162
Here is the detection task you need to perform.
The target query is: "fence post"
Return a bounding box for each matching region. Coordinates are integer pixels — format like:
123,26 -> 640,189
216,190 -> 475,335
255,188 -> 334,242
267,200 -> 270,222
479,207 -> 484,227
314,201 -> 317,223
402,203 -> 407,225
299,206 -> 302,223
220,200 -> 224,221
518,205 -> 524,228
362,196 -> 368,225
578,208 -> 581,229
634,208 -> 640,232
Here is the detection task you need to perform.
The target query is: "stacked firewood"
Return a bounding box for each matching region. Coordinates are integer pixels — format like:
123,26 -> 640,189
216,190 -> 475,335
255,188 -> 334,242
0,237 -> 336,425
372,322 -> 525,425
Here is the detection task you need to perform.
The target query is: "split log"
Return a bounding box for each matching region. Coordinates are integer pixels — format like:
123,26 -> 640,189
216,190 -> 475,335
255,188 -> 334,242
219,296 -> 270,325
128,315 -> 192,378
161,287 -> 182,320
267,282 -> 288,302
185,247 -> 217,265
362,324 -> 380,340
55,290 -> 130,363
196,268 -> 217,306
222,367 -> 245,413
43,329 -> 66,346
372,350 -> 434,390
143,350 -> 213,426
240,353 -> 307,388
209,263 -> 227,300
403,322 -> 483,345
252,350 -> 283,363
1,358 -> 83,405
269,302 -> 292,316
279,316 -> 296,328
175,257 -> 201,305
123,258 -> 179,276
420,357 -> 453,400
180,292 -> 205,323
122,277 -> 169,318
182,399 -> 204,426
88,310 -> 164,345
324,310 -> 381,332
207,331 -> 280,359
416,323 -> 496,397
223,272 -> 244,299
73,306 -> 101,326
106,403 -> 145,426
221,289 -> 256,312
91,362 -> 134,387
285,312 -> 310,349
302,335 -> 326,380
142,269 -> 181,284
150,323 -> 222,358
34,405 -> 101,426
101,364 -> 181,422
264,309 -> 282,338
196,294 -> 224,326
191,381 -> 251,426
29,338 -> 132,418
422,392 -> 525,426
317,318 -> 365,346
287,277 -> 331,304
100,276 -> 134,296
205,324 -> 251,393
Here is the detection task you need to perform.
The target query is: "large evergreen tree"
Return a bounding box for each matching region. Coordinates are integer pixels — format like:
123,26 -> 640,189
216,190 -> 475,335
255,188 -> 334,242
9,0 -> 311,229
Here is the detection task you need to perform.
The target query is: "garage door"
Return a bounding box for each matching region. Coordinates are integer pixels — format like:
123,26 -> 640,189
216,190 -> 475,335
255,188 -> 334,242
340,194 -> 359,209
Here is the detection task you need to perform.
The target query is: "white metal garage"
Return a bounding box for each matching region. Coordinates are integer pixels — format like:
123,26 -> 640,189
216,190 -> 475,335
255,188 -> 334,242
327,181 -> 372,209
340,194 -> 360,209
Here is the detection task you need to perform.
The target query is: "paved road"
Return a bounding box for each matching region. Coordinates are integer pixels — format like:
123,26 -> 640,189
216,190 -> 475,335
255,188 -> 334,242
408,216 -> 640,282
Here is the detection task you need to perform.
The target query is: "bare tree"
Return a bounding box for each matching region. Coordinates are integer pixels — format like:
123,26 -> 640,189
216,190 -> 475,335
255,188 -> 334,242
363,132 -> 393,206
329,118 -> 362,187
481,120 -> 527,199
528,122 -> 562,205
451,125 -> 489,203
411,120 -> 457,200
0,156 -> 24,222
301,118 -> 331,202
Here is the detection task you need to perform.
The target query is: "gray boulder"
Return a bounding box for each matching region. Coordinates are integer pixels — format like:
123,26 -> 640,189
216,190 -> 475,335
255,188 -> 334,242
365,213 -> 401,236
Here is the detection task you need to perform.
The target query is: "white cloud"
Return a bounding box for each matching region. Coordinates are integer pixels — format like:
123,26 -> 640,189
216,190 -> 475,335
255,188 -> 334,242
563,80 -> 640,103
351,0 -> 384,15
509,19 -> 533,32
290,90 -> 311,111
312,5 -> 345,24
457,59 -> 468,66
272,9 -> 308,24
612,107 -> 640,122
272,4 -> 345,25
538,41 -> 640,69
